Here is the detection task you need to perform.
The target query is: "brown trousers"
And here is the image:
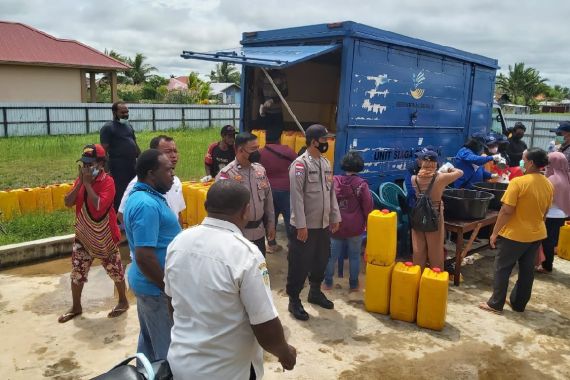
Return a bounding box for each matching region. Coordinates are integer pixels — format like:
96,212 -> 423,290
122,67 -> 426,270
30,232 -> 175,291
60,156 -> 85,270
411,205 -> 445,270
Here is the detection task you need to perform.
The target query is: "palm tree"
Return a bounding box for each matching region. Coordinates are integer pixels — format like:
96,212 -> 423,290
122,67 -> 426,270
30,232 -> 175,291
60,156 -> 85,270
101,49 -> 131,84
208,62 -> 240,85
496,62 -> 548,106
126,53 -> 158,85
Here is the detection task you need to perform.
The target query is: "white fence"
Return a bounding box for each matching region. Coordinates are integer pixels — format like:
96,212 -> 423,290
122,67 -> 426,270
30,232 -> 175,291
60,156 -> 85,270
502,114 -> 569,150
0,103 -> 241,137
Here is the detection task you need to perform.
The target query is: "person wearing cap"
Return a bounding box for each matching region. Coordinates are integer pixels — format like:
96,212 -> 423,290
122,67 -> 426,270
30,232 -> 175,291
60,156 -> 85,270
204,125 -> 237,178
412,150 -> 463,270
483,134 -> 509,182
453,137 -> 500,189
506,122 -> 528,166
215,132 -> 275,257
100,101 -> 141,212
550,121 -> 570,170
117,135 -> 186,229
259,128 -> 298,253
405,145 -> 436,208
287,124 -> 341,321
58,144 -> 129,323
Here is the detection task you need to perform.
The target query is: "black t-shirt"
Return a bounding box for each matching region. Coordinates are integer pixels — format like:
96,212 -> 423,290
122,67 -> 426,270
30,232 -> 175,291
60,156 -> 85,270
506,138 -> 527,166
205,142 -> 235,177
99,121 -> 139,164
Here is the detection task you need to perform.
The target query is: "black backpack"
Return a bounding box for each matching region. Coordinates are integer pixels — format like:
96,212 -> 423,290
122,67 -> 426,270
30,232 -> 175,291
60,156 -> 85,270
410,174 -> 439,232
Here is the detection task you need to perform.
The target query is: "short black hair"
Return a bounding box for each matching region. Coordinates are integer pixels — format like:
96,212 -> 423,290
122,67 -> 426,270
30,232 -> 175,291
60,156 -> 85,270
340,151 -> 364,172
149,135 -> 174,149
513,122 -> 526,132
205,180 -> 250,215
136,149 -> 163,180
111,101 -> 126,113
526,147 -> 549,168
235,132 -> 257,149
266,128 -> 282,143
464,138 -> 484,154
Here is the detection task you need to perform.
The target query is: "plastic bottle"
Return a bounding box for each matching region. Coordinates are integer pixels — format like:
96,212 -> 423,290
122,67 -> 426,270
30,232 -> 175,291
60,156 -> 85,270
364,262 -> 395,314
416,267 -> 449,330
366,209 -> 397,265
390,261 -> 421,323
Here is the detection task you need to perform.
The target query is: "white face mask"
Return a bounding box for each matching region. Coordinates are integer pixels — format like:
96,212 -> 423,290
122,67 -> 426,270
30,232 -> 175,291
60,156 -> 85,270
118,118 -> 129,125
92,167 -> 100,177
488,147 -> 498,154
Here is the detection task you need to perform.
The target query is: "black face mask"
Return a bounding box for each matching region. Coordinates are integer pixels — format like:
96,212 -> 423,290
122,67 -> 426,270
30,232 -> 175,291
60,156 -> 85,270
248,150 -> 261,163
317,142 -> 329,154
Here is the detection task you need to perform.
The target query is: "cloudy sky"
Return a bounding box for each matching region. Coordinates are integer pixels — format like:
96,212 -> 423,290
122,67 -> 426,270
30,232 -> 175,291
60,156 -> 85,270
2,0 -> 569,86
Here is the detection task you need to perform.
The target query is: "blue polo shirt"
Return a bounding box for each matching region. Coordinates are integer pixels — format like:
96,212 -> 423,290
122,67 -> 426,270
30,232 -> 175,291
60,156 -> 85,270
124,182 -> 181,296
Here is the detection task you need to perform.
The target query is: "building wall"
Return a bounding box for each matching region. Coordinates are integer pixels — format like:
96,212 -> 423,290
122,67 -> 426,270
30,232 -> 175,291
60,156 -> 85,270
0,64 -> 82,102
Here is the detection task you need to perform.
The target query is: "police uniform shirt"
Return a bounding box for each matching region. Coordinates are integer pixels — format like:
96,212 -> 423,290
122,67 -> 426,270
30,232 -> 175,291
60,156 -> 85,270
165,217 -> 278,380
215,160 -> 275,241
289,151 -> 341,229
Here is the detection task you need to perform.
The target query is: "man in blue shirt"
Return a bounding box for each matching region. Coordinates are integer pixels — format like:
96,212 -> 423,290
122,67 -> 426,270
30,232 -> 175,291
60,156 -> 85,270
124,149 -> 181,362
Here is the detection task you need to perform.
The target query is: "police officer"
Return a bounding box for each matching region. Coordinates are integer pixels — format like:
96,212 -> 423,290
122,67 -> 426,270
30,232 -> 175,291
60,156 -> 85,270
216,132 -> 275,256
287,124 -> 341,321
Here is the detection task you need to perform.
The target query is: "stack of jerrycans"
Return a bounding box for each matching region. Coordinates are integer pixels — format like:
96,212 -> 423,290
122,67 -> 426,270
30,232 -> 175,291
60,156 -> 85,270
364,209 -> 397,314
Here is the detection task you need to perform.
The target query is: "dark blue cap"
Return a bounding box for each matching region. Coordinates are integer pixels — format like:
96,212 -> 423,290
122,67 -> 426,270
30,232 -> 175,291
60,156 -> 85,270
417,150 -> 438,161
414,145 -> 435,157
550,121 -> 570,134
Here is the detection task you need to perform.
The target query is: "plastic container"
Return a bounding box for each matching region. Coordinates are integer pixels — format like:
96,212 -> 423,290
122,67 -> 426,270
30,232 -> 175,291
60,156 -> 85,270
281,132 -> 296,151
51,183 -> 73,210
0,190 -> 21,220
417,267 -> 449,331
442,189 -> 494,220
366,209 -> 397,265
294,134 -> 306,155
323,137 -> 335,167
557,222 -> 570,260
35,186 -> 54,213
16,188 -> 37,214
390,261 -> 421,323
472,182 -> 508,211
252,129 -> 266,148
196,188 -> 208,224
364,262 -> 395,314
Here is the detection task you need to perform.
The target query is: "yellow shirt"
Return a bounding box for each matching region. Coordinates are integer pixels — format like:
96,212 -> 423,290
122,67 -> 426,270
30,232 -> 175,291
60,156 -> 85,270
499,173 -> 553,242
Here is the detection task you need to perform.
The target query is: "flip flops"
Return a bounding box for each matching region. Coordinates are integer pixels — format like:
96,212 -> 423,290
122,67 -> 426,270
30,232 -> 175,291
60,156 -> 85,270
108,306 -> 129,318
478,302 -> 503,315
58,310 -> 82,323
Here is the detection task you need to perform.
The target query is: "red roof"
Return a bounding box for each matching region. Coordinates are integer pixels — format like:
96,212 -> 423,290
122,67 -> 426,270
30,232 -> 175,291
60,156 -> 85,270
0,21 -> 130,71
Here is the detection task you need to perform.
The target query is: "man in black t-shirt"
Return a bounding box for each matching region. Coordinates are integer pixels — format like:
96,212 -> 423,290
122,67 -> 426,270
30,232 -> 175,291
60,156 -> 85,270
99,101 -> 141,212
204,125 -> 236,177
506,122 -> 528,166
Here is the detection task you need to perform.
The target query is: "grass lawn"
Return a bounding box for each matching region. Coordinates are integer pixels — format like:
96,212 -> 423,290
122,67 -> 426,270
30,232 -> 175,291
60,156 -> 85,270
0,210 -> 75,245
0,127 -> 220,189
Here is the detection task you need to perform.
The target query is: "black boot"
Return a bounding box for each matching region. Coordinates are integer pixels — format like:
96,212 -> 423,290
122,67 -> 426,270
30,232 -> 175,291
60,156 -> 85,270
288,298 -> 309,321
308,284 -> 334,309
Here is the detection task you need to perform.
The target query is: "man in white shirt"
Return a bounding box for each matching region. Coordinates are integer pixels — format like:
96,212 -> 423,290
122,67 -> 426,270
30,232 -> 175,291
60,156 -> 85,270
165,180 -> 296,380
118,135 -> 185,228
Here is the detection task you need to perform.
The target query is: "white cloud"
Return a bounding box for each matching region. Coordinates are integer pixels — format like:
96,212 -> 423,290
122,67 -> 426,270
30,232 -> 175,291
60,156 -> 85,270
1,0 -> 569,86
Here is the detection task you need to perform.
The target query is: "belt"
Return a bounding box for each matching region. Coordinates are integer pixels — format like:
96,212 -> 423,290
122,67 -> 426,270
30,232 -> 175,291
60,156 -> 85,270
245,218 -> 263,229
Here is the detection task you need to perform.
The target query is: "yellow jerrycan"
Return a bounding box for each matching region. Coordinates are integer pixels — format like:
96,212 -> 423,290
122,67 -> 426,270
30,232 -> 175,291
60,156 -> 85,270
416,267 -> 449,331
187,183 -> 206,227
51,183 -> 72,211
557,222 -> 570,260
35,186 -> 54,213
390,261 -> 421,323
364,262 -> 395,314
294,134 -> 305,154
0,190 -> 21,220
281,132 -> 296,151
323,137 -> 335,167
366,209 -> 397,265
252,129 -> 266,148
17,188 -> 37,214
196,188 -> 209,224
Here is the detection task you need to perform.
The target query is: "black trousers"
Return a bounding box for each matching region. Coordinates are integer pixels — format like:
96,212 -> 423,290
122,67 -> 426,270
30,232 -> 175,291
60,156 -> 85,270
542,217 -> 565,271
109,161 -> 136,212
251,237 -> 267,257
286,227 -> 330,299
487,237 -> 540,312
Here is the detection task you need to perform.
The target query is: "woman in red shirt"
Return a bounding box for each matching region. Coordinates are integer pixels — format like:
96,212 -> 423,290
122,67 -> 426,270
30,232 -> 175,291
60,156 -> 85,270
58,144 -> 129,323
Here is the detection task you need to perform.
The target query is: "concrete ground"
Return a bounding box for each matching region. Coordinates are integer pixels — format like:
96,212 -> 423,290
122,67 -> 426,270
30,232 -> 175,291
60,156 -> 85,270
1,228 -> 569,379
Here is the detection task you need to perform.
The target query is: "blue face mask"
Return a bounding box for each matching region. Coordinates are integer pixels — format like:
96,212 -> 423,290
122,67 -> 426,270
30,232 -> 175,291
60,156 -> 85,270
555,136 -> 564,145
519,159 -> 526,173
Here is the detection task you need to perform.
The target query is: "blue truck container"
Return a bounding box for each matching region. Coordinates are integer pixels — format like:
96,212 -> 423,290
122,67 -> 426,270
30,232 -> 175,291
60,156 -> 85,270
181,21 -> 499,191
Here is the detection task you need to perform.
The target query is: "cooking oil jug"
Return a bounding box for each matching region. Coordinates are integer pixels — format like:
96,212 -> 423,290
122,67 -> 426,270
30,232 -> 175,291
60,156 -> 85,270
35,186 -> 53,213
366,209 -> 397,265
51,183 -> 72,211
364,262 -> 395,314
416,267 -> 449,331
0,190 -> 21,220
390,261 -> 421,323
557,222 -> 570,260
17,188 -> 37,214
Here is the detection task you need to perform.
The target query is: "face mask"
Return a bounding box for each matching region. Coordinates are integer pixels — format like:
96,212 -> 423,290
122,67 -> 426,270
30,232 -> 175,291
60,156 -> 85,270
519,159 -> 526,173
118,117 -> 129,125
488,147 -> 498,154
91,167 -> 100,177
248,150 -> 261,163
317,142 -> 329,154
555,136 -> 564,145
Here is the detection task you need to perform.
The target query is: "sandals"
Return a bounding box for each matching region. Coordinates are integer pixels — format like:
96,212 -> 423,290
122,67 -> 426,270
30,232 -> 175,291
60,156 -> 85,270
478,302 -> 502,315
58,310 -> 82,323
108,305 -> 129,318
535,266 -> 551,274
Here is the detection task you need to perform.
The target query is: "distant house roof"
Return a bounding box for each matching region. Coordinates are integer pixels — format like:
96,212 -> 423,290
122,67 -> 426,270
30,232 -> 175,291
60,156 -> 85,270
0,21 -> 130,71
210,82 -> 240,95
167,77 -> 188,91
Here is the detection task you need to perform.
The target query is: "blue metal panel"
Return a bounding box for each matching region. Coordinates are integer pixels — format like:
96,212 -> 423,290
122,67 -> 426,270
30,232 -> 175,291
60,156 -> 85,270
333,37 -> 355,173
468,67 -> 496,137
181,45 -> 340,68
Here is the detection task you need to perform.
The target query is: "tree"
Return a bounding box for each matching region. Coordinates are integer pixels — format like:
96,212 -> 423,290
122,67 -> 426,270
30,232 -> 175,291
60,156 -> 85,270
188,72 -> 211,101
544,85 -> 570,101
102,49 -> 131,84
126,53 -> 157,85
209,62 -> 240,85
496,62 -> 548,106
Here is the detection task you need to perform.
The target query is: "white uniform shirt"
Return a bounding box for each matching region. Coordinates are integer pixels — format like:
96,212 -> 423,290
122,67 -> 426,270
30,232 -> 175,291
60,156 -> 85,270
165,217 -> 278,380
118,175 -> 185,215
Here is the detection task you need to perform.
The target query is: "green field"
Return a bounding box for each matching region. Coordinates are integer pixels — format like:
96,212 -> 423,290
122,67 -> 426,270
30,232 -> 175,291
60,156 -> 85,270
0,127 -> 220,189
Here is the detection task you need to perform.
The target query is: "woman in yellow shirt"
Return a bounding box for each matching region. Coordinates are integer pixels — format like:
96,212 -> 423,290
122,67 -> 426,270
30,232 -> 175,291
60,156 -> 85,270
479,148 -> 553,314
